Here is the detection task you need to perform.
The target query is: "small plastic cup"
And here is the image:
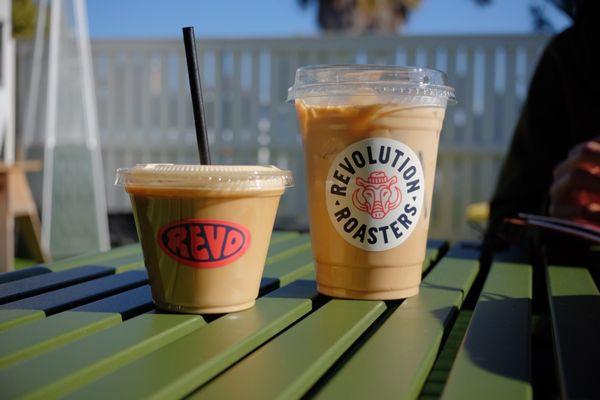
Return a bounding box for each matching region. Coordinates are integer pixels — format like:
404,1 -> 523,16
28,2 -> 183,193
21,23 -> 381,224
116,164 -> 293,314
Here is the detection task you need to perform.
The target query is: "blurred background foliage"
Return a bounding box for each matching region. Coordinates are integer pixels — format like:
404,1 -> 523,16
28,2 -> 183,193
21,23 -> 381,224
12,0 -> 37,38
297,0 -> 577,34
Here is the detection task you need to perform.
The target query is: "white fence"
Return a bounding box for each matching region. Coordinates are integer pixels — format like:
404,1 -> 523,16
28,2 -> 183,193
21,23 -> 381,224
18,35 -> 550,238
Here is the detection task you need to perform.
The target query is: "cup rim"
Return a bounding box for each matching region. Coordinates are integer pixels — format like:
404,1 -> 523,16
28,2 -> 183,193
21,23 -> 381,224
287,64 -> 456,104
115,163 -> 294,191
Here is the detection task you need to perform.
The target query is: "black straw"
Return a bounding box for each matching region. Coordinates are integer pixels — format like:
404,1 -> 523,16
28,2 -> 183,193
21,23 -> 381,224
182,26 -> 211,164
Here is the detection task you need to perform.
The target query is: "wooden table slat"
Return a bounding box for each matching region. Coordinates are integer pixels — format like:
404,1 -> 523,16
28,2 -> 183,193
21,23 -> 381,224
424,239 -> 449,271
444,241 -> 481,260
441,261 -> 533,400
64,280 -> 317,400
0,266 -> 51,284
263,248 -> 314,286
72,285 -> 154,320
47,244 -> 142,271
547,264 -> 600,400
0,313 -> 205,399
315,249 -> 479,399
0,271 -> 148,316
0,311 -> 121,369
266,234 -> 312,263
264,241 -> 442,288
0,266 -> 114,304
424,249 -> 436,273
105,253 -> 145,273
426,239 -> 449,253
268,231 -> 301,245
0,309 -> 46,332
192,299 -> 386,400
420,310 -> 473,398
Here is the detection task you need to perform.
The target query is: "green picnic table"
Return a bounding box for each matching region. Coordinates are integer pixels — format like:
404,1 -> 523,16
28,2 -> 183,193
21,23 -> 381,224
0,232 -> 598,399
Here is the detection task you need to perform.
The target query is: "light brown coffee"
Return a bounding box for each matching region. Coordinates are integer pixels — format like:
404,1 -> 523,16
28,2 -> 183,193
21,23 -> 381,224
118,164 -> 292,314
295,101 -> 446,299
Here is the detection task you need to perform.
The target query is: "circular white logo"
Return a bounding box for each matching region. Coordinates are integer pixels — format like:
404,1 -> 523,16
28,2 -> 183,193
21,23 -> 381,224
326,138 -> 425,251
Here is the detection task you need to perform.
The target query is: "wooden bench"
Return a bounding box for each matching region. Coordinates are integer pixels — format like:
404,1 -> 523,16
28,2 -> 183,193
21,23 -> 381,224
0,233 -> 597,399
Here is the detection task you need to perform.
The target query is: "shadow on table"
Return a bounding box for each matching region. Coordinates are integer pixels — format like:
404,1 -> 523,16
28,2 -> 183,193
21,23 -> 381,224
460,296 -> 530,381
453,293 -> 600,399
543,294 -> 600,399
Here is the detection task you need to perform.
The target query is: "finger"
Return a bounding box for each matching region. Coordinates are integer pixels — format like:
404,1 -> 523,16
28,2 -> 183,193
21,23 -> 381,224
554,140 -> 600,178
582,202 -> 600,226
550,168 -> 600,200
549,202 -> 583,219
550,187 -> 600,226
549,200 -> 600,224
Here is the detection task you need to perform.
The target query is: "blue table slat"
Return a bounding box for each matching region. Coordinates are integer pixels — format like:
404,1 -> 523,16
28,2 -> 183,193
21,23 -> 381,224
258,277 -> 279,297
0,271 -> 148,315
72,285 -> 154,320
444,241 -> 481,260
0,266 -> 114,304
70,276 -> 289,321
426,239 -> 449,254
0,266 -> 52,284
265,279 -> 318,301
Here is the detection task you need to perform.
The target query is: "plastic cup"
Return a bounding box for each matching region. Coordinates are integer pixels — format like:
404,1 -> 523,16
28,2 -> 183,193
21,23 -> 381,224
116,164 -> 293,313
288,65 -> 455,299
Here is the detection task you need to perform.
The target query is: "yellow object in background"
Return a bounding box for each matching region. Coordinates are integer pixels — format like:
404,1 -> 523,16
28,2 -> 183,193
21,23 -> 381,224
466,202 -> 490,224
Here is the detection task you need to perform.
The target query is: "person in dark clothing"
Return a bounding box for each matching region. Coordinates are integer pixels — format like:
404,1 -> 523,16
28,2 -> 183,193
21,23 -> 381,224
485,0 -> 600,250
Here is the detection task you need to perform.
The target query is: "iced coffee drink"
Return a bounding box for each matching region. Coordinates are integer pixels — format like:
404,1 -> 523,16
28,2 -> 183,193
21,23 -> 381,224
289,65 -> 454,299
116,164 -> 293,313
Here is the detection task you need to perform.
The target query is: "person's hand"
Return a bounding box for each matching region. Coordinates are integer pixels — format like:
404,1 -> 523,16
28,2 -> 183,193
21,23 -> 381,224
549,136 -> 600,225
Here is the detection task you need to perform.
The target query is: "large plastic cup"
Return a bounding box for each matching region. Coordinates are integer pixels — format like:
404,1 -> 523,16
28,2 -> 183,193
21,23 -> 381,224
288,65 -> 455,299
116,164 -> 293,313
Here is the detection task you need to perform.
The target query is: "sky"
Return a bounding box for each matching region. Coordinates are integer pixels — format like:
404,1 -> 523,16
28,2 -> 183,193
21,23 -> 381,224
87,0 -> 572,38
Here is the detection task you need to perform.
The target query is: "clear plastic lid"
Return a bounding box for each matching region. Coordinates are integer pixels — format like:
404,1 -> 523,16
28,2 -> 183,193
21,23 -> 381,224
115,164 -> 294,191
287,64 -> 455,105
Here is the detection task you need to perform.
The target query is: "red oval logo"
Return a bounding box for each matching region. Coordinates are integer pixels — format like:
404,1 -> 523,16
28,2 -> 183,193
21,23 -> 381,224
157,219 -> 251,268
